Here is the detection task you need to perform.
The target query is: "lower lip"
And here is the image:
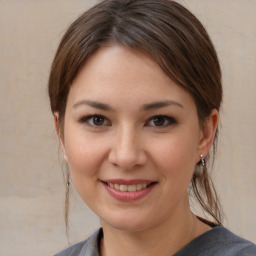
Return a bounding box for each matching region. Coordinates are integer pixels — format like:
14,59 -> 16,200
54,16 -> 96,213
102,182 -> 156,202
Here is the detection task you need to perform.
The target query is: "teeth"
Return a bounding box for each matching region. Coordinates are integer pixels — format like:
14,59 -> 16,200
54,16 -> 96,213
114,184 -> 120,190
136,184 -> 142,190
120,185 -> 128,192
107,183 -> 149,192
128,184 -> 136,192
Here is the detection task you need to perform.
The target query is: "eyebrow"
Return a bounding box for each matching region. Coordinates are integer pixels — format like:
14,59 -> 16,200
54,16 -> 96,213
73,100 -> 113,111
73,99 -> 183,111
143,100 -> 184,110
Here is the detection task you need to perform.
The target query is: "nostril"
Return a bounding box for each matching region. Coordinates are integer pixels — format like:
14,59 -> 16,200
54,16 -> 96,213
108,147 -> 147,169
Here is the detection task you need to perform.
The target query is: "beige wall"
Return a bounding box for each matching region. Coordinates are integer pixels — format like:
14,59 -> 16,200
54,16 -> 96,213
0,1 -> 255,255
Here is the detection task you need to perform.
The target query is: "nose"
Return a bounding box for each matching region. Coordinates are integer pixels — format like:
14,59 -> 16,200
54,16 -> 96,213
108,126 -> 147,170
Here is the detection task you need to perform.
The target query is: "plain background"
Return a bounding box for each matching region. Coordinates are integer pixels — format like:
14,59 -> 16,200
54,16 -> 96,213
0,0 -> 255,255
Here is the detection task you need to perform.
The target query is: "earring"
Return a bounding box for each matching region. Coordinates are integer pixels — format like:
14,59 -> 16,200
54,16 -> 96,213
194,154 -> 205,178
200,154 -> 205,166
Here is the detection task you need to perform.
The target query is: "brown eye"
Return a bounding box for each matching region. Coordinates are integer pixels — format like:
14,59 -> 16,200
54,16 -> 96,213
147,115 -> 177,127
80,115 -> 109,127
152,116 -> 166,126
92,116 -> 105,126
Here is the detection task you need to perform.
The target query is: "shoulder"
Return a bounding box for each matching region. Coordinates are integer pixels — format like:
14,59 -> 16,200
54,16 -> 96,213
211,227 -> 256,255
175,226 -> 256,256
211,226 -> 256,255
53,240 -> 87,256
53,229 -> 102,256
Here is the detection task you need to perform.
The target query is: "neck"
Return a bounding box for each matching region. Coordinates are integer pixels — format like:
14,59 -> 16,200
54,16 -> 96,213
100,198 -> 210,256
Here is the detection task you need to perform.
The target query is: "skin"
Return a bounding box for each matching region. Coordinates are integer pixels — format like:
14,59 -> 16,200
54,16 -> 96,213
55,45 -> 218,256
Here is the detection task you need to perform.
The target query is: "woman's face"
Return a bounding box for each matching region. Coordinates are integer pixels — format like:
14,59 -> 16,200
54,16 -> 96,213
60,45 -> 212,232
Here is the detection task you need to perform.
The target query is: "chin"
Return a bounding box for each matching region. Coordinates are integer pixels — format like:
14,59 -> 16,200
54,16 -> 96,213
100,210 -> 160,233
106,220 -> 150,233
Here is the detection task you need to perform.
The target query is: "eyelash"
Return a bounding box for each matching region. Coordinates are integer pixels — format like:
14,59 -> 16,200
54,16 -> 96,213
79,115 -> 110,127
147,115 -> 177,127
79,114 -> 177,128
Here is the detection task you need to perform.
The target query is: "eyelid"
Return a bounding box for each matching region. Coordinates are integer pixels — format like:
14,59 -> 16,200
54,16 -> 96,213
79,114 -> 111,127
146,115 -> 177,127
78,114 -> 177,128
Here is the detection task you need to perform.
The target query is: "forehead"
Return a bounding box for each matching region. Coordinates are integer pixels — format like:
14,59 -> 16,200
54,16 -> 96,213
67,45 -> 195,110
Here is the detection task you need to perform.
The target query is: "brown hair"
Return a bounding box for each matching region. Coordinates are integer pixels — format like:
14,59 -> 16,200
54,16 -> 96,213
48,0 -> 223,228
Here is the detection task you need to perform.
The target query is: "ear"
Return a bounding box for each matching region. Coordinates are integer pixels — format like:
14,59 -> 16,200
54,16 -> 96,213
54,112 -> 69,162
197,109 -> 219,161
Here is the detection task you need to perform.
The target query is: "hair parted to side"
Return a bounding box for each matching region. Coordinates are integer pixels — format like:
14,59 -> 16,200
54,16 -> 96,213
48,0 -> 223,228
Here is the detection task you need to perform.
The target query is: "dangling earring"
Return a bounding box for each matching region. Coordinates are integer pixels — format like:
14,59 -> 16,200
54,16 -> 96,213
194,154 -> 205,177
199,154 -> 205,176
200,154 -> 205,167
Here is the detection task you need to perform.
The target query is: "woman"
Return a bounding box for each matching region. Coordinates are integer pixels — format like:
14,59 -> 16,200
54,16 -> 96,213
48,0 -> 256,255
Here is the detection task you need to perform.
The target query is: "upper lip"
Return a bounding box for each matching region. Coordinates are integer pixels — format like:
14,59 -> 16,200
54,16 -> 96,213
102,179 -> 156,185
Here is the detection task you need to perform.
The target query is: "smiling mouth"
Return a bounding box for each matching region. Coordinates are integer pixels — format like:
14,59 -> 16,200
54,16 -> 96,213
102,180 -> 157,201
103,181 -> 157,192
107,183 -> 149,192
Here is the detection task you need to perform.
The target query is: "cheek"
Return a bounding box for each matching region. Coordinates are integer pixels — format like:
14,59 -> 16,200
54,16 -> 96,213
151,133 -> 198,178
64,131 -> 109,203
64,128 -> 107,178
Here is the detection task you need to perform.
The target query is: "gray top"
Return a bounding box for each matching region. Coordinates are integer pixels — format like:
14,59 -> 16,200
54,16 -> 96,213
54,226 -> 256,256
